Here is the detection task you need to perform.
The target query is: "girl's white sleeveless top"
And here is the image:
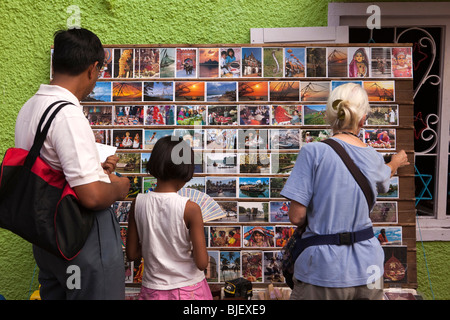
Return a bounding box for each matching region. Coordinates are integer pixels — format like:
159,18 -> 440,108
134,192 -> 205,290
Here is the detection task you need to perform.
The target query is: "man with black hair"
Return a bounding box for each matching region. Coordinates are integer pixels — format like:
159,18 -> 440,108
15,28 -> 130,299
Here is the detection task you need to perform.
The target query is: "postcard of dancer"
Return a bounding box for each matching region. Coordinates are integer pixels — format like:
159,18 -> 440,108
238,201 -> 268,223
373,226 -> 402,245
219,251 -> 241,282
242,251 -> 263,283
238,177 -> 270,199
239,105 -> 270,125
144,105 -> 176,126
112,82 -> 143,102
176,105 -> 206,125
270,129 -> 300,150
206,129 -> 237,150
363,81 -> 395,101
113,48 -> 134,78
143,129 -> 173,150
199,48 -> 219,78
391,47 -> 413,78
271,105 -> 302,126
113,200 -> 132,223
83,106 -> 112,125
205,153 -> 238,174
348,47 -> 370,78
215,201 -> 238,223
175,81 -> 205,102
239,153 -> 271,174
271,153 -> 297,174
301,81 -> 330,102
263,47 -> 283,78
206,251 -> 220,283
301,129 -> 331,145
364,128 -> 396,150
269,201 -> 290,223
238,81 -> 268,102
135,48 -> 160,78
377,176 -> 399,199
176,48 -> 197,78
306,47 -> 327,77
100,48 -> 112,79
269,81 -> 300,102
371,47 -> 392,78
143,81 -> 174,101
367,104 -> 399,126
114,106 -> 144,126
303,105 -> 327,126
370,202 -> 398,224
173,128 -> 204,149
285,47 -> 305,77
112,129 -> 143,150
210,227 -> 241,248
207,105 -> 238,125
206,82 -> 237,102
206,177 -> 237,198
82,82 -> 112,102
220,47 -> 241,78
159,48 -> 176,78
327,47 -> 348,77
237,129 -> 269,150
242,47 -> 262,77
275,226 -> 296,248
243,226 -> 275,248
263,251 -> 284,283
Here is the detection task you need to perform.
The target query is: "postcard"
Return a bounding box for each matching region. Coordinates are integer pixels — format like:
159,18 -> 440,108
184,177 -> 205,192
374,226 -> 402,245
370,201 -> 398,224
220,47 -> 241,78
285,47 -> 305,77
143,176 -> 157,193
243,226 -> 275,248
242,47 -> 262,77
239,105 -> 270,125
176,48 -> 197,78
348,47 -> 370,78
143,129 -> 173,150
367,104 -> 399,126
269,81 -> 300,102
238,81 -> 268,102
269,201 -> 290,223
215,201 -> 238,223
135,48 -> 160,78
159,48 -> 176,78
242,251 -> 263,283
114,106 -> 144,126
371,47 -> 392,78
219,251 -> 241,282
364,128 -> 396,150
100,48 -> 113,79
113,48 -> 134,78
272,105 -> 302,125
92,129 -> 111,145
113,200 -> 132,223
173,128 -> 204,149
300,81 -> 330,102
377,176 -> 399,199
303,105 -> 327,126
327,47 -> 348,77
176,105 -> 206,125
206,82 -> 237,101
194,152 -> 204,173
301,129 -> 331,145
126,176 -> 142,199
112,129 -> 143,150
382,245 -> 407,283
239,153 -> 271,174
306,47 -> 327,77
144,105 -> 176,125
199,48 -> 219,78
331,80 -> 363,91
205,153 -> 238,174
143,81 -> 174,101
270,129 -> 300,150
270,177 -> 288,198
175,81 -> 205,102
391,47 -> 413,78
83,106 -> 112,125
263,251 -> 284,283
112,82 -> 142,102
238,177 -> 270,198
274,226 -> 296,248
116,153 -> 141,174
263,48 -> 283,78
271,153 -> 297,174
205,129 -> 237,150
237,129 -> 269,150
210,226 -> 241,248
83,82 -> 112,102
206,251 -> 220,283
363,81 -> 395,102
238,201 -> 269,223
206,177 -> 237,198
207,105 -> 238,125
120,225 -> 127,248
141,153 -> 151,173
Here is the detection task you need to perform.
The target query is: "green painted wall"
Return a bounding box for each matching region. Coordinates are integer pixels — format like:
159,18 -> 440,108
0,0 -> 448,300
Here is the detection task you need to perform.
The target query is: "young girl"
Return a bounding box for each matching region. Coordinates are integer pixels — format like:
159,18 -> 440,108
126,135 -> 212,300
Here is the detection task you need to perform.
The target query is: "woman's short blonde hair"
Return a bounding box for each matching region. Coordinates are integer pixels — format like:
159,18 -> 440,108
325,82 -> 370,133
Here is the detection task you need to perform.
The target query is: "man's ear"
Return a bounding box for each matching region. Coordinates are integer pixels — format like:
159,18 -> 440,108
87,61 -> 99,79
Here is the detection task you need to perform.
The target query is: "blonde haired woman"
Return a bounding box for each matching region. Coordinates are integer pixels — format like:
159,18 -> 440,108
281,83 -> 409,300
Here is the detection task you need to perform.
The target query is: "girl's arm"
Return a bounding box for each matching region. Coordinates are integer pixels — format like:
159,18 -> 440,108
184,200 -> 209,271
126,200 -> 142,262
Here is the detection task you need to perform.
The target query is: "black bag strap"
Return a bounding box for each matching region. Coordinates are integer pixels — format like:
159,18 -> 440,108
24,100 -> 74,169
321,138 -> 375,211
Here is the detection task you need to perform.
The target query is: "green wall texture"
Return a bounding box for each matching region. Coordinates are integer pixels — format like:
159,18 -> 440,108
0,0 -> 449,300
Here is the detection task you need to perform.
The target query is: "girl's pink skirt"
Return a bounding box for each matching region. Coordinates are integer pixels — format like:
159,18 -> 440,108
138,278 -> 213,300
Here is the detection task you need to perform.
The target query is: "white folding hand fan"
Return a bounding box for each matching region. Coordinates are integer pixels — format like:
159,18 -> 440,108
177,188 -> 226,222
